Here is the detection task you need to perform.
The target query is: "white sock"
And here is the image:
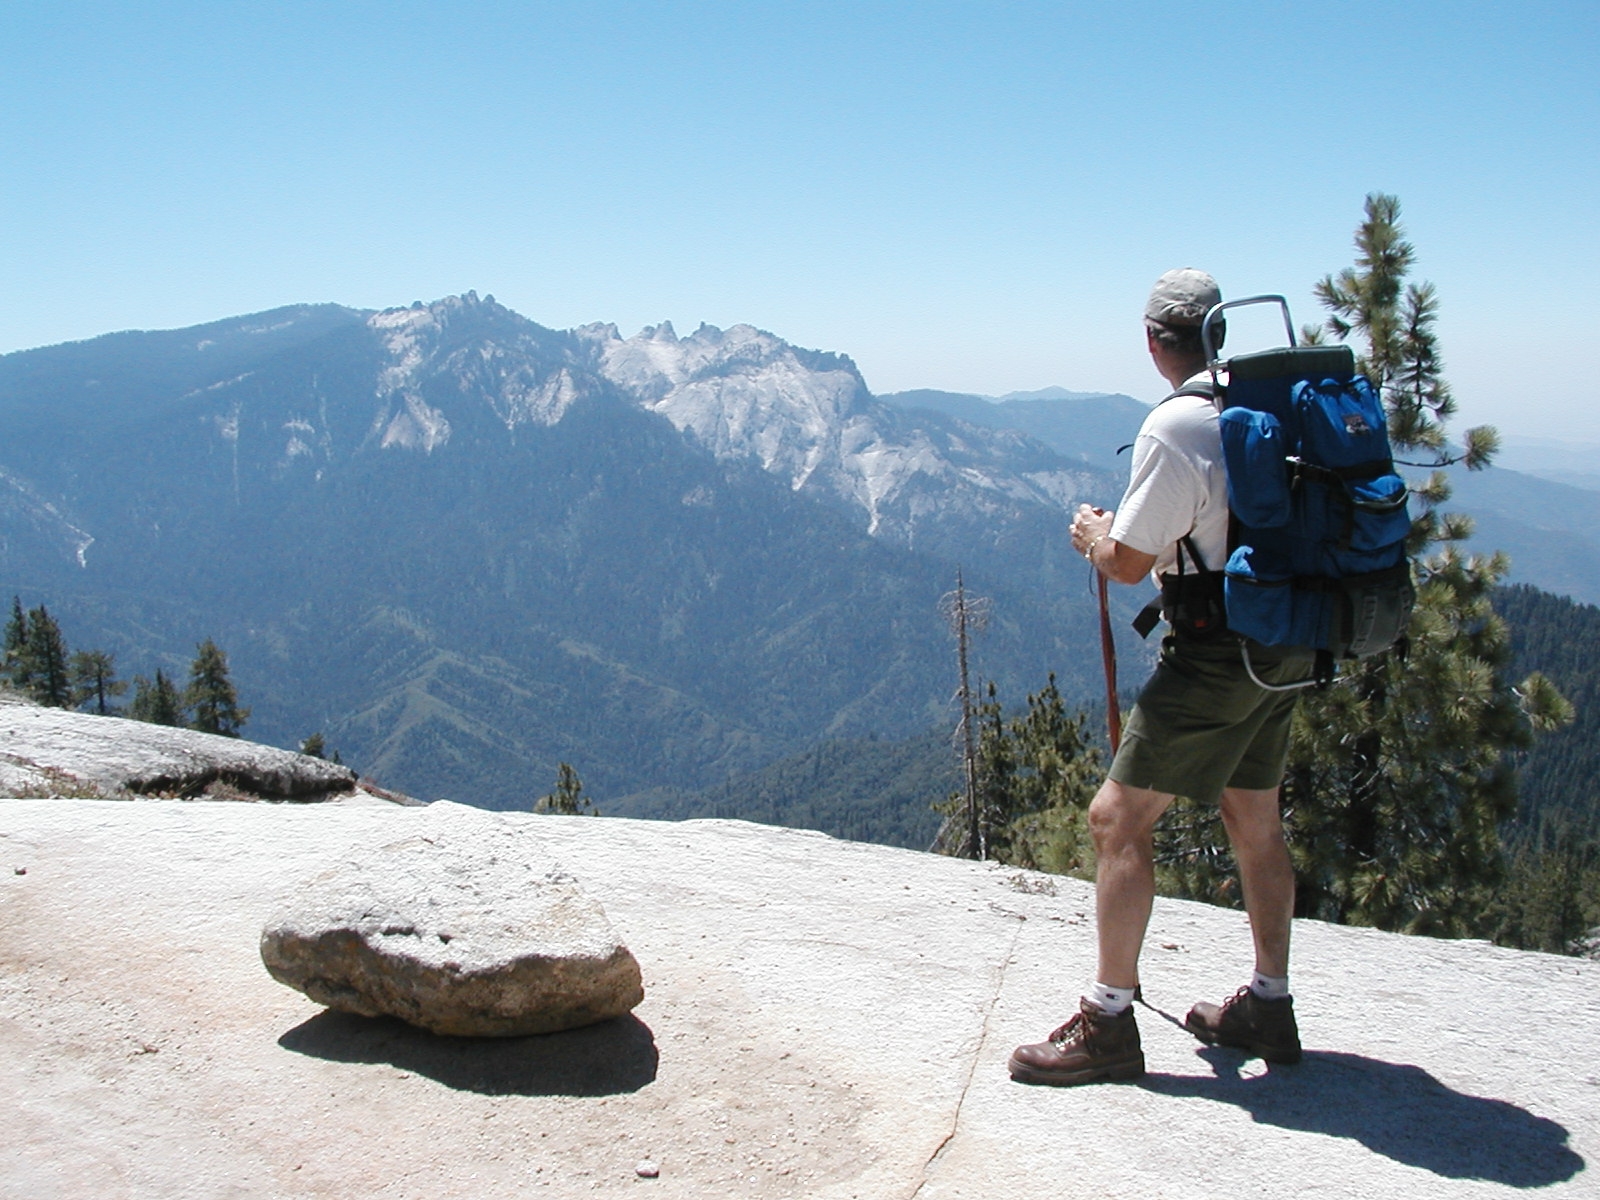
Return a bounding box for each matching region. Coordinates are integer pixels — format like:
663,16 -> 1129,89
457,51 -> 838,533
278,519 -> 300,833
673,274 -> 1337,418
1250,971 -> 1290,1000
1086,981 -> 1135,1015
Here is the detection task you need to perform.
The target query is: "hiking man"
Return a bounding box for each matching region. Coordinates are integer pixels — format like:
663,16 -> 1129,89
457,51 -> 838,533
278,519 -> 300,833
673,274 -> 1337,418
1008,268 -> 1314,1086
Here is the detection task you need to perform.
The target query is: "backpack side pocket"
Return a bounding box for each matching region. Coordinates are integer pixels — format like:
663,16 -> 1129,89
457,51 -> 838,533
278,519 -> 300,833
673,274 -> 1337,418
1223,544 -> 1295,647
1343,473 -> 1411,551
1336,563 -> 1415,658
1219,407 -> 1292,529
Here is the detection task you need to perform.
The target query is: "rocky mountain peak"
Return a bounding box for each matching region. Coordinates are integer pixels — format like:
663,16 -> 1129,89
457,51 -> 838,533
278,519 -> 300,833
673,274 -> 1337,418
587,319 -> 875,498
256,297 -> 1101,543
366,297 -> 597,446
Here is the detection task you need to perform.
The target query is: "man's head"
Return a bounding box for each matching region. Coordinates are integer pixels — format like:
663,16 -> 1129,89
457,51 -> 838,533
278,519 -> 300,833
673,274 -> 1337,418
1144,267 -> 1223,362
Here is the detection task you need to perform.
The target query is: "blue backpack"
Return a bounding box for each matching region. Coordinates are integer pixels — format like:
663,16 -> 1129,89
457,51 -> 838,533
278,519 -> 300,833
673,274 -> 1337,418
1139,296 -> 1414,685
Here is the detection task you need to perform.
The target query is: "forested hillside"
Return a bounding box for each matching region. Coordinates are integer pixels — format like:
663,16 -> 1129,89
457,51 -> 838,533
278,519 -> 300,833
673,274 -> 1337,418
611,729 -> 957,850
1499,583 -> 1600,842
0,297 -> 1123,808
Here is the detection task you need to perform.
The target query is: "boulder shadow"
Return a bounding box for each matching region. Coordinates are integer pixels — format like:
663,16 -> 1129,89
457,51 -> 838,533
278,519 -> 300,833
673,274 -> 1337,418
1141,1046 -> 1584,1188
277,1010 -> 659,1097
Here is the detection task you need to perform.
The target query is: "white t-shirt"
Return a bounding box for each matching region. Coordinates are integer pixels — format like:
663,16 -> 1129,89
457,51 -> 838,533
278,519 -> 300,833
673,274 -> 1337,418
1109,372 -> 1229,581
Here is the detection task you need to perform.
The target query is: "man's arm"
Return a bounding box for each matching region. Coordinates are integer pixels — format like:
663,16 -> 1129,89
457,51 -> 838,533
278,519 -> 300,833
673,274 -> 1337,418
1070,504 -> 1157,585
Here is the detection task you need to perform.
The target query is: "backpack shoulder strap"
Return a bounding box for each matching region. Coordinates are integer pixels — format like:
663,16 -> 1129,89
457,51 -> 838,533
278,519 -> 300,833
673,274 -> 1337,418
1162,382 -> 1217,405
1121,382 -> 1220,454
1129,385 -> 1229,638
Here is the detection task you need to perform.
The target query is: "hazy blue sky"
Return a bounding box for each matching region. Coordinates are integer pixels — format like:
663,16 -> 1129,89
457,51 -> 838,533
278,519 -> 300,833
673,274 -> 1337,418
2,1 -> 1595,435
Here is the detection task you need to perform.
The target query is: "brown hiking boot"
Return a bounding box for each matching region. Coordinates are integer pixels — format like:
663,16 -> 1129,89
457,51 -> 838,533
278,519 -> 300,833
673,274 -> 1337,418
1008,999 -> 1144,1086
1184,987 -> 1302,1064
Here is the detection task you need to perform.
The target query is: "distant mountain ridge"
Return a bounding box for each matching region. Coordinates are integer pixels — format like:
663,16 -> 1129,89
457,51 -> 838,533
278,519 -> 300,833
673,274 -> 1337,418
0,295 -> 1129,809
1495,436 -> 1600,493
878,387 -> 1150,472
5,293 -> 1596,814
881,387 -> 1600,608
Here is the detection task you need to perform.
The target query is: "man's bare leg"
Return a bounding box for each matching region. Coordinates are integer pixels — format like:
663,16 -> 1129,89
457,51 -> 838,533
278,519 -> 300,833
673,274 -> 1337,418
1218,785 -> 1294,978
1183,783 -> 1303,1063
1007,776 -> 1171,1085
1088,779 -> 1177,990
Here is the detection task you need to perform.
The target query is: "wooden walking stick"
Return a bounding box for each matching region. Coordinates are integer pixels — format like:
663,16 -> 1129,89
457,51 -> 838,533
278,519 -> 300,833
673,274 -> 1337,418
1097,569 -> 1122,754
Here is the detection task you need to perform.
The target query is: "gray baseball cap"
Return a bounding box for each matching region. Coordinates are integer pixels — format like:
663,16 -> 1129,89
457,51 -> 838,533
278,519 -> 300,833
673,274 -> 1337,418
1145,268 -> 1221,326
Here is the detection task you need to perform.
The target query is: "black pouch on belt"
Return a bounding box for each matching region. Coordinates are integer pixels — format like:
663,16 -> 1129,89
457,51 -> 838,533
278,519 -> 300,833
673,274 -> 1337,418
1132,535 -> 1229,641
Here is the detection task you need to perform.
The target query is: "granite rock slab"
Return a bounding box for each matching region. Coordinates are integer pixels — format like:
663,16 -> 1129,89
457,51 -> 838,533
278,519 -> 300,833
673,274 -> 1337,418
0,701 -> 360,799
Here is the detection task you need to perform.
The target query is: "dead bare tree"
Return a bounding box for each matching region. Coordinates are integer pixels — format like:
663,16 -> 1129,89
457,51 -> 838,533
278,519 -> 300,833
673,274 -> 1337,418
933,570 -> 992,859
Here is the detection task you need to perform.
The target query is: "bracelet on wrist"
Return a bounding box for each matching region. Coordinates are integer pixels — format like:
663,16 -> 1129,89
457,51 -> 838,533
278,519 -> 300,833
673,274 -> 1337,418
1084,534 -> 1106,562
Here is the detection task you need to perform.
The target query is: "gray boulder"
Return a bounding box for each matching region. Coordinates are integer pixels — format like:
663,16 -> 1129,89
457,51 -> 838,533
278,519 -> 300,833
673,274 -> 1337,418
259,802 -> 644,1036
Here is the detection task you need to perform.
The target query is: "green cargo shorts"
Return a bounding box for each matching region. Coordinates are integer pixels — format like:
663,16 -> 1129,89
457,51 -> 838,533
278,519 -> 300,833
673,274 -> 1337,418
1108,634 -> 1316,805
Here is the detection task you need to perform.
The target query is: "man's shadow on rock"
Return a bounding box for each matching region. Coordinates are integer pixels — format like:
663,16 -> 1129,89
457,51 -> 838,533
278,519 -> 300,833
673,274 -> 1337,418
1141,1044 -> 1583,1188
278,1010 -> 658,1097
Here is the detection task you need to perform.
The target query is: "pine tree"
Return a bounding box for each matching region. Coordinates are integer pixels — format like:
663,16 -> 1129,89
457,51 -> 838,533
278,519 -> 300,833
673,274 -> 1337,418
536,762 -> 597,815
71,649 -> 128,715
935,676 -> 1100,871
129,670 -> 186,726
185,639 -> 249,736
3,597 -> 29,691
999,676 -> 1103,874
1489,824 -> 1600,955
1160,195 -> 1572,935
22,605 -> 72,707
